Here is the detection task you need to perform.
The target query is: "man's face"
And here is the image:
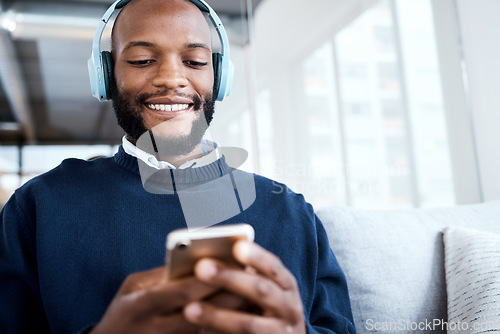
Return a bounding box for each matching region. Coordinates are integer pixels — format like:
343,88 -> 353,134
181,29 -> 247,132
111,0 -> 215,148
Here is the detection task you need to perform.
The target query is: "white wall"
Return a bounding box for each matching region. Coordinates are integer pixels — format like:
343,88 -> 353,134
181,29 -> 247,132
456,0 -> 500,201
431,0 -> 482,204
254,0 -> 380,75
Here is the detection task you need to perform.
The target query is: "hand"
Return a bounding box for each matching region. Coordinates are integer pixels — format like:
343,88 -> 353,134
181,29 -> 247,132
183,241 -> 307,334
90,267 -> 219,334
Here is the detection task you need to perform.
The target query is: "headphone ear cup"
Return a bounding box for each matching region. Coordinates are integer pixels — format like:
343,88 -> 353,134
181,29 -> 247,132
101,51 -> 114,99
212,53 -> 222,100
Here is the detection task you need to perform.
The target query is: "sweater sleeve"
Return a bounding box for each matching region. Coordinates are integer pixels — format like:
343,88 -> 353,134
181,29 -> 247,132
306,214 -> 357,334
0,192 -> 50,333
0,192 -> 99,334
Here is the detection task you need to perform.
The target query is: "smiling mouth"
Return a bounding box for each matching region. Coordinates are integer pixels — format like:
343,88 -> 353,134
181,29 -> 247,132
146,103 -> 192,112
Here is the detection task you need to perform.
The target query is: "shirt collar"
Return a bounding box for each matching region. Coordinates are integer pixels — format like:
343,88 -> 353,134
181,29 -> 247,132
122,136 -> 220,170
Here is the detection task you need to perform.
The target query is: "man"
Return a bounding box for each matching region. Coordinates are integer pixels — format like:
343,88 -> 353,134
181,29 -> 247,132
0,0 -> 356,333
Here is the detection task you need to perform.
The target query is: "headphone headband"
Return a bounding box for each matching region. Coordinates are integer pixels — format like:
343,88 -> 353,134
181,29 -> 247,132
115,0 -> 131,8
87,0 -> 234,101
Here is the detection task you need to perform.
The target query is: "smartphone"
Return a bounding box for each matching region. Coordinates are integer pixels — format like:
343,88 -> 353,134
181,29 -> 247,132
165,223 -> 255,280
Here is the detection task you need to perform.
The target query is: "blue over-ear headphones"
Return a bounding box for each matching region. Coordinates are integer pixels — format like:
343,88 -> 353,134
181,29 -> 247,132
87,0 -> 234,102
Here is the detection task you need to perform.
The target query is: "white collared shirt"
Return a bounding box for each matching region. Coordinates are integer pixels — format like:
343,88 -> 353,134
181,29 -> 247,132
122,136 -> 221,169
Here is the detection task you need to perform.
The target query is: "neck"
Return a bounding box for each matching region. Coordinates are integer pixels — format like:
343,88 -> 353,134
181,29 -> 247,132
127,134 -> 203,168
160,144 -> 203,168
126,134 -> 137,145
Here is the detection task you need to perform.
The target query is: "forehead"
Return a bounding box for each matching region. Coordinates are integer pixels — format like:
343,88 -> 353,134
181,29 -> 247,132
113,0 -> 212,49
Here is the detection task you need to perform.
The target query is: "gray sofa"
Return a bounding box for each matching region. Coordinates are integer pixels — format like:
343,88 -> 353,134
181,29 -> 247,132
317,199 -> 500,333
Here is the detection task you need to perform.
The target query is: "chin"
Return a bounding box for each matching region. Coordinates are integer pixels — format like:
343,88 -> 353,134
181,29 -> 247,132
147,117 -> 197,137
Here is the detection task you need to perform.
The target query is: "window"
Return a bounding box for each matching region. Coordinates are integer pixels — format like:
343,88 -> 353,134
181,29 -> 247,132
254,0 -> 454,209
0,145 -> 118,209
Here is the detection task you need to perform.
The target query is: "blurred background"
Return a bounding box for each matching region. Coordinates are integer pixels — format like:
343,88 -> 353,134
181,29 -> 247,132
0,0 -> 499,210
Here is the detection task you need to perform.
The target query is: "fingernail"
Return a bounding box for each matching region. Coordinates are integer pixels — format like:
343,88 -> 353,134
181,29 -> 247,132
185,302 -> 202,320
199,260 -> 217,279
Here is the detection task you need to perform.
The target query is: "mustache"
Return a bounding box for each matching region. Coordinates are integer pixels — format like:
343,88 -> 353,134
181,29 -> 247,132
136,90 -> 203,111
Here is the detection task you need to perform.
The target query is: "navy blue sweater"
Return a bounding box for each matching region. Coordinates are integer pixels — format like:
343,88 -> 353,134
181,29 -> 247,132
0,146 -> 356,333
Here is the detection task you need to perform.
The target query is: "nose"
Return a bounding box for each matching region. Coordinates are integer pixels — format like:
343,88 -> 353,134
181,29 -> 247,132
152,57 -> 188,89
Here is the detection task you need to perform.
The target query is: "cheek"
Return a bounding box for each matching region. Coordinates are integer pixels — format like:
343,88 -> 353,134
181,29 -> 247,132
194,72 -> 215,98
114,68 -> 128,94
188,64 -> 214,92
114,64 -> 145,95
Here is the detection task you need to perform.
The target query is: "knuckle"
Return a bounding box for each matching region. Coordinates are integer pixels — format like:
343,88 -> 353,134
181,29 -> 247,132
255,278 -> 273,298
269,257 -> 287,279
241,318 -> 259,334
269,260 -> 281,279
133,288 -> 152,306
287,300 -> 304,323
289,273 -> 299,290
196,305 -> 214,326
151,316 -> 168,333
214,266 -> 231,282
115,291 -> 149,320
121,272 -> 152,294
281,270 -> 298,291
122,274 -> 139,290
177,287 -> 195,302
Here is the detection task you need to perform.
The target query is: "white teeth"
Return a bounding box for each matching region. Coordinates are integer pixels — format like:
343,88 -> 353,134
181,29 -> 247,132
147,104 -> 190,112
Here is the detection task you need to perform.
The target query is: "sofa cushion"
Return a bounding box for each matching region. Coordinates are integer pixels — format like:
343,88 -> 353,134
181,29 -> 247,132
316,200 -> 500,333
444,226 -> 500,334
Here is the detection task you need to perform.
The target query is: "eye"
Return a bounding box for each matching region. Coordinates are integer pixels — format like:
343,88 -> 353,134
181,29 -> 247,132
185,60 -> 208,68
127,59 -> 155,67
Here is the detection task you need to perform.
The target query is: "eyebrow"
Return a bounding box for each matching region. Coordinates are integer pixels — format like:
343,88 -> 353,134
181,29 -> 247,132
122,41 -> 211,52
187,43 -> 211,51
123,41 -> 155,51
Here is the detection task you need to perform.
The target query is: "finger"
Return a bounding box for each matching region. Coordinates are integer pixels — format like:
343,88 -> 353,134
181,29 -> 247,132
206,291 -> 247,311
119,266 -> 167,294
152,312 -> 199,334
135,276 -> 220,314
233,241 -> 298,291
184,302 -> 287,334
197,329 -> 219,334
195,259 -> 302,320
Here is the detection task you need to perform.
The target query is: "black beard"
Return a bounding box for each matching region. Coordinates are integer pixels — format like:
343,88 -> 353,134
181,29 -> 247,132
110,80 -> 216,157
